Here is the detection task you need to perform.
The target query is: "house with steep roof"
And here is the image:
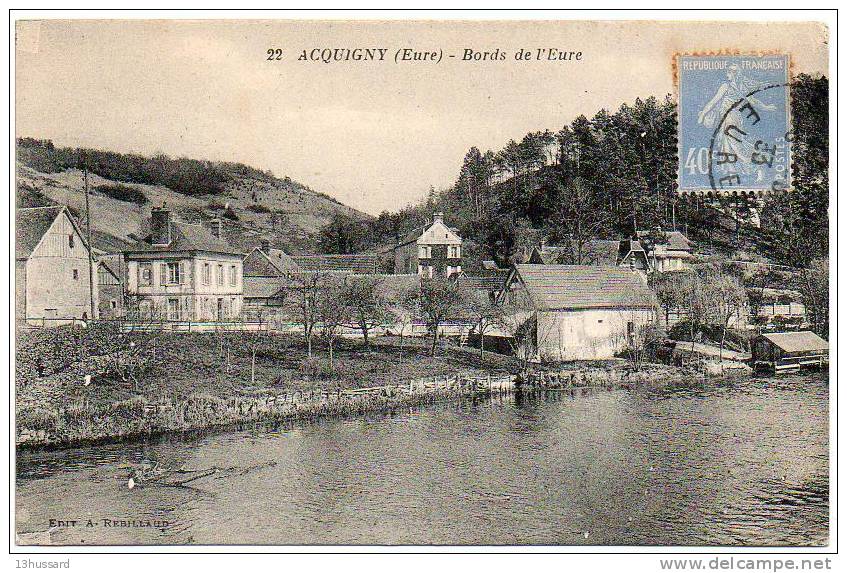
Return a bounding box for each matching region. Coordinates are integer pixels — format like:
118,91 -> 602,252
394,212 -> 462,278
243,239 -> 298,278
528,239 -> 650,271
637,229 -> 694,272
499,264 -> 657,361
528,240 -> 620,266
123,207 -> 244,321
97,255 -> 124,319
16,205 -> 98,324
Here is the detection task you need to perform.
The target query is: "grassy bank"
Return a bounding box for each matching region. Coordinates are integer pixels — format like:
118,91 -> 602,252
15,325 -> 516,448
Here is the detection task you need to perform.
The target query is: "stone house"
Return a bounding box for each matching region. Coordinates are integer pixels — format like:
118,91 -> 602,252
498,264 -> 657,361
15,205 -> 98,323
394,213 -> 462,278
123,208 -> 244,321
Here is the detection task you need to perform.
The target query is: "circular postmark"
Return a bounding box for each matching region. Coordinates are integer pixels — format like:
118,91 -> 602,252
707,82 -> 792,195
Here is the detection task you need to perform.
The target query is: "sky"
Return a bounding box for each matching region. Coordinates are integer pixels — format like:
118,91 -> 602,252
16,19 -> 828,215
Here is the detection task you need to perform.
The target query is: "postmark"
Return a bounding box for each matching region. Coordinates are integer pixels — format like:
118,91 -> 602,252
676,54 -> 791,196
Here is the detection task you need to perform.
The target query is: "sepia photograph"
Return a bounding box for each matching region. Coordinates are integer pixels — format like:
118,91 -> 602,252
9,10 -> 835,558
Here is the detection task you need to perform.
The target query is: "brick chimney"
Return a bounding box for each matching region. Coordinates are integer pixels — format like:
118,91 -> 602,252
151,206 -> 171,246
261,239 -> 271,253
209,218 -> 222,239
432,212 -> 444,225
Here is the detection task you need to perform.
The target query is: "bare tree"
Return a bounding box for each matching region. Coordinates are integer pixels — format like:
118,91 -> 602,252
462,289 -> 500,361
613,310 -> 662,371
702,268 -> 748,365
493,293 -> 537,374
285,271 -> 328,358
316,274 -> 350,372
797,258 -> 829,338
412,277 -> 465,356
392,286 -> 420,365
342,275 -> 390,351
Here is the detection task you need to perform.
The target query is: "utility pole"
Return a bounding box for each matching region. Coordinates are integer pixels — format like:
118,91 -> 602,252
83,167 -> 96,320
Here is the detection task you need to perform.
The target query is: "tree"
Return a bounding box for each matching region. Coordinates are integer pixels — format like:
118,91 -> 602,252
614,311 -> 663,371
285,271 -> 327,358
316,275 -> 350,372
412,277 -> 465,356
342,275 -> 390,351
797,257 -> 829,338
545,177 -> 611,264
391,284 -> 420,365
493,294 -> 537,374
318,212 -> 367,254
462,289 -> 500,361
701,267 -> 748,365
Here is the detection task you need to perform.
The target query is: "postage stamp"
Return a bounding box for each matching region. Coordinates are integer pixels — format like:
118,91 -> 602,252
676,54 -> 791,195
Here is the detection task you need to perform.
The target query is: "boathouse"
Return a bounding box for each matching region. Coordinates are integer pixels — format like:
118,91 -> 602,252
751,331 -> 829,372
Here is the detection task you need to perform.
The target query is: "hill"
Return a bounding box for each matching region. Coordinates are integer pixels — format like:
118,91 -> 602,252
15,139 -> 371,254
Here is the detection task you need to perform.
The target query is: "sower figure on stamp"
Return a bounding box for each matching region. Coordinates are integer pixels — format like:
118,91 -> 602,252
697,64 -> 777,182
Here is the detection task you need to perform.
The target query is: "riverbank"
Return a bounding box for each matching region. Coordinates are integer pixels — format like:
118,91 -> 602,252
15,326 -> 718,449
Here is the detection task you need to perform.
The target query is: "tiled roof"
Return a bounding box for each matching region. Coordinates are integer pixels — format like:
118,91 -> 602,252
532,240 -> 622,266
761,331 -> 829,353
126,220 -> 243,256
98,253 -> 124,283
514,264 -> 655,310
244,247 -> 298,276
456,274 -> 508,293
345,273 -> 421,302
16,206 -> 82,260
243,276 -> 287,299
292,254 -> 379,274
396,224 -> 462,247
637,230 -> 693,252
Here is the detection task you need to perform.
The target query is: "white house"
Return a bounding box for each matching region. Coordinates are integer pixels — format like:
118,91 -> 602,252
499,264 -> 657,361
15,205 -> 98,323
124,207 -> 244,321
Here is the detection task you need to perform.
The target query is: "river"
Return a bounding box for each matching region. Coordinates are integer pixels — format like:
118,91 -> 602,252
16,373 -> 829,546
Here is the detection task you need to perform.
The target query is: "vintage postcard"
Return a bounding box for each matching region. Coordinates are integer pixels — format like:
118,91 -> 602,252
10,13 -> 833,558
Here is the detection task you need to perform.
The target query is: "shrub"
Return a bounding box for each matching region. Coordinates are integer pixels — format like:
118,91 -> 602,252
246,203 -> 271,213
17,406 -> 59,433
97,184 -> 147,205
222,206 -> 239,220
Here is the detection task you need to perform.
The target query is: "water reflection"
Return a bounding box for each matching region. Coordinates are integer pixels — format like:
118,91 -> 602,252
16,373 -> 828,546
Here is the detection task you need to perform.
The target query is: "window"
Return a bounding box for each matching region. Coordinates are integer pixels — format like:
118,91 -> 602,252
110,300 -> 117,309
449,245 -> 461,258
167,298 -> 180,321
217,264 -> 224,286
203,263 -> 211,285
139,263 -> 152,286
418,245 -> 431,259
72,269 -> 79,280
162,262 -> 181,285
68,234 -> 74,249
229,265 -> 237,287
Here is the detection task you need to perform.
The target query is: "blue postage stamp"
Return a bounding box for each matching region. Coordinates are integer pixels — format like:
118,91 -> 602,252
677,54 -> 791,195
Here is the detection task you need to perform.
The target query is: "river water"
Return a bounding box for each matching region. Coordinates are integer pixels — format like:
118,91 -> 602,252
16,373 -> 829,546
